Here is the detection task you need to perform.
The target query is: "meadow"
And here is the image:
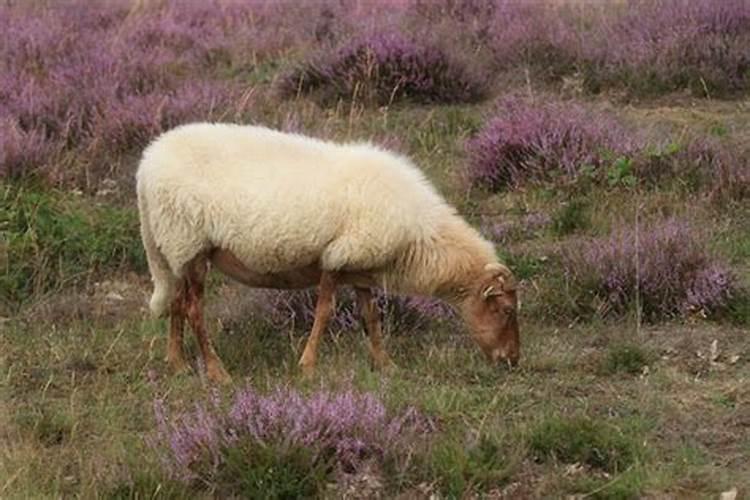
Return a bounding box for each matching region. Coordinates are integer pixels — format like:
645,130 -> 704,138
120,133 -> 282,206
1,0 -> 749,498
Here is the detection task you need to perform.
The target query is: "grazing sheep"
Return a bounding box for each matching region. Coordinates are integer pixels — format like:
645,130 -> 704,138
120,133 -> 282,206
137,123 -> 520,383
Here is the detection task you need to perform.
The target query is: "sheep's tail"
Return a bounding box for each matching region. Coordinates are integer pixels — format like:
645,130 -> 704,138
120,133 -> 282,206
137,182 -> 177,317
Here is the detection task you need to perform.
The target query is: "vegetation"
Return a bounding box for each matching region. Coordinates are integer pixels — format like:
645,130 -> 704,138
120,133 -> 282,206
2,0 -> 749,498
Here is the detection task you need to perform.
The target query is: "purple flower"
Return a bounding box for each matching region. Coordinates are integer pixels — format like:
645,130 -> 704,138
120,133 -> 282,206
562,218 -> 739,320
233,288 -> 455,335
465,96 -> 642,191
150,386 -> 433,484
278,31 -> 485,105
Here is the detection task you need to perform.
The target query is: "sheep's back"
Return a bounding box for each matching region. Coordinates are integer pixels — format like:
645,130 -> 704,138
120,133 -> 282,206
137,123 -> 451,273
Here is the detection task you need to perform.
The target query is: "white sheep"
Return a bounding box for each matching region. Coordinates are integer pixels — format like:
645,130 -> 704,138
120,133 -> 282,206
137,123 -> 519,383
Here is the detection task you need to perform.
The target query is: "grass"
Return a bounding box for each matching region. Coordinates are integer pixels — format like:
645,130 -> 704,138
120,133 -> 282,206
0,183 -> 145,310
2,2 -> 750,497
3,308 -> 749,497
603,343 -> 652,375
528,414 -> 641,472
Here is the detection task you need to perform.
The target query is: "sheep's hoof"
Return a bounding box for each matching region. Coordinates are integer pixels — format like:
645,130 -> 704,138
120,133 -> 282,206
299,360 -> 316,379
167,356 -> 191,376
206,362 -> 233,385
371,355 -> 396,374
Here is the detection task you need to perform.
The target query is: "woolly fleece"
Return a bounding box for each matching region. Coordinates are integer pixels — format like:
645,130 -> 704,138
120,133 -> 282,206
137,123 -> 497,316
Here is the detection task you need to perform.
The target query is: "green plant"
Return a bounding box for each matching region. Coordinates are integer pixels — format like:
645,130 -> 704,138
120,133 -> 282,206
429,435 -> 518,496
0,183 -> 145,307
603,344 -> 652,375
607,157 -> 637,188
551,198 -> 590,236
215,444 -> 326,499
528,415 -> 639,473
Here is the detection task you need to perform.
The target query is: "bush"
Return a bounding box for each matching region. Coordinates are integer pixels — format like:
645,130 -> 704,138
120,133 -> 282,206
529,415 -> 638,473
580,0 -> 750,97
279,31 -> 486,106
465,97 -> 750,200
464,97 -> 641,191
150,387 -> 432,496
0,2 -> 255,186
561,218 -> 739,321
427,434 -> 518,496
226,287 -> 455,335
481,212 -> 551,243
0,184 -> 145,307
604,344 -> 652,375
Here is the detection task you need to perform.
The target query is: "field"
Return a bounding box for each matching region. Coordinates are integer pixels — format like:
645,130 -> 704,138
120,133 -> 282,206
2,1 -> 749,498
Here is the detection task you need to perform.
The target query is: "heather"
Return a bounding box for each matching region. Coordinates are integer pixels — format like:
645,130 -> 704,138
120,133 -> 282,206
579,0 -> 750,97
3,1 -> 750,498
236,288 -> 455,334
150,387 -> 432,495
465,97 -> 750,198
279,31 -> 486,106
465,97 -> 642,191
561,219 -> 738,321
0,2 -> 259,186
481,212 -> 552,243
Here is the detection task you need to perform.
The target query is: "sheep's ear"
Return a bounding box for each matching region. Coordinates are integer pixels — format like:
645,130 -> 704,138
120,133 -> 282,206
485,262 -> 512,277
498,274 -> 517,292
485,263 -> 517,292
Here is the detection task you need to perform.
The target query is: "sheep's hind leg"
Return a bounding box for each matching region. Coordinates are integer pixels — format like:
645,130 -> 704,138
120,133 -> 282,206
298,271 -> 337,377
184,256 -> 232,384
166,282 -> 190,374
355,287 -> 391,371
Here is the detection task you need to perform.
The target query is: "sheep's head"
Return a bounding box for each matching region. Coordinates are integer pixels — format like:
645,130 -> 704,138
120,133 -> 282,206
459,262 -> 520,367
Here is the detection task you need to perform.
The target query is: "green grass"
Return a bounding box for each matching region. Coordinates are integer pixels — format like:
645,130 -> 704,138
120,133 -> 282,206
0,183 -> 145,310
603,343 -> 652,375
551,198 -> 591,236
528,415 -> 641,473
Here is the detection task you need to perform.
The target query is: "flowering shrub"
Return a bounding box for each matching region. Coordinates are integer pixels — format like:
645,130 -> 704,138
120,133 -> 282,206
0,2 -> 264,185
561,219 -> 738,320
279,32 -> 485,105
641,138 -> 750,201
487,1 -> 578,78
228,288 -> 455,335
580,0 -> 750,96
465,97 -> 641,191
481,212 -> 552,243
466,97 -> 750,199
151,387 -> 432,495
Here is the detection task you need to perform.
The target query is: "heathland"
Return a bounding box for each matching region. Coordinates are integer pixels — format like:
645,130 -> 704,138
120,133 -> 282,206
1,1 -> 749,498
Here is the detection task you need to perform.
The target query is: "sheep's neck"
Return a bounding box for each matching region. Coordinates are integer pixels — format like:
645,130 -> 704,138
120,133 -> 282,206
382,218 -> 495,300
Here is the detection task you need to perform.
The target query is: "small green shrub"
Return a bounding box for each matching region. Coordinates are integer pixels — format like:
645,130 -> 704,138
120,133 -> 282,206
15,407 -> 72,447
498,250 -> 546,280
565,467 -> 644,500
604,344 -> 651,375
215,444 -> 326,499
726,294 -> 750,326
528,415 -> 638,473
428,435 -> 517,496
551,199 -> 590,236
0,183 -> 145,307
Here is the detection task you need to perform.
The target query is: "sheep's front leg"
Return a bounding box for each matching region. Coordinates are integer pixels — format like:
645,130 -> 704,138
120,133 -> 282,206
355,287 -> 391,370
298,271 -> 337,377
184,257 -> 232,384
166,283 -> 189,374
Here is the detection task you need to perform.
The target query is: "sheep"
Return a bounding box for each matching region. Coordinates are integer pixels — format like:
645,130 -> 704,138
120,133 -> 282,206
136,123 -> 520,383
